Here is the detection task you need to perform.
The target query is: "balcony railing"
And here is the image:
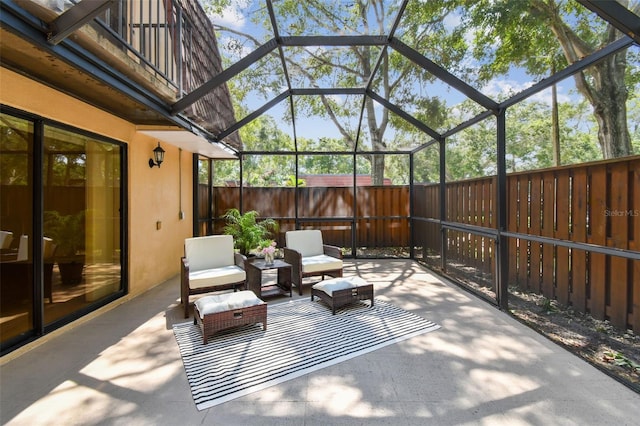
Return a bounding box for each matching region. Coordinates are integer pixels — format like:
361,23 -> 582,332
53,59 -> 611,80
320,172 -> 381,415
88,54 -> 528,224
94,0 -> 193,94
43,0 -> 203,95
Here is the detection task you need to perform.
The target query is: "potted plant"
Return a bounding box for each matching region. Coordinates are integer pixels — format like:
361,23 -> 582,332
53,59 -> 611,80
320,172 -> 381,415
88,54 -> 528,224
44,210 -> 85,285
222,208 -> 278,257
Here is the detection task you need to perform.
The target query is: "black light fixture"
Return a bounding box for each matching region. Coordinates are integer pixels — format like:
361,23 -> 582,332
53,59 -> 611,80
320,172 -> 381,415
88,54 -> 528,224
149,142 -> 165,168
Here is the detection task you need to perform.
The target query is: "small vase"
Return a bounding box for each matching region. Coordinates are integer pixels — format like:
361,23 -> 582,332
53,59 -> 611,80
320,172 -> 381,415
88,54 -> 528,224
264,252 -> 274,265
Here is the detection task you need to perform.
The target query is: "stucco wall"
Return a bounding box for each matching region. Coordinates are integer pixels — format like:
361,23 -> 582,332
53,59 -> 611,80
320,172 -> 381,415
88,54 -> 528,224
1,66 -> 192,297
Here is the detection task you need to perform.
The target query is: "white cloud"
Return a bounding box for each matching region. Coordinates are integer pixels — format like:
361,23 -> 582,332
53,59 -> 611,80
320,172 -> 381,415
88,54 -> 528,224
482,78 -> 533,99
207,2 -> 248,30
482,77 -> 573,105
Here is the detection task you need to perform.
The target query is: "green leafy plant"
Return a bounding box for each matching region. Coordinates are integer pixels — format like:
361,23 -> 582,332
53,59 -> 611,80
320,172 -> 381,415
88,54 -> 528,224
222,209 -> 278,256
43,210 -> 85,257
603,351 -> 640,374
539,297 -> 558,314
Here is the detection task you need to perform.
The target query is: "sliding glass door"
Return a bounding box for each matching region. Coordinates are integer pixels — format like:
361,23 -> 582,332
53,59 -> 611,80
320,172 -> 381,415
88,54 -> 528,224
0,113 -> 35,343
0,109 -> 125,353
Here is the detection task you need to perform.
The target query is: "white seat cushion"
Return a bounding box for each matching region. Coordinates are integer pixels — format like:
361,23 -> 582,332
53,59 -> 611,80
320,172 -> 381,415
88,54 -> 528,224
301,254 -> 343,274
189,265 -> 246,290
312,276 -> 368,295
195,290 -> 264,317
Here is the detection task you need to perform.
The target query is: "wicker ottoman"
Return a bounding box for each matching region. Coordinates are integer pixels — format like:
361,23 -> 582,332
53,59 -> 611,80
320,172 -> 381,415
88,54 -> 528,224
311,276 -> 374,314
193,291 -> 267,344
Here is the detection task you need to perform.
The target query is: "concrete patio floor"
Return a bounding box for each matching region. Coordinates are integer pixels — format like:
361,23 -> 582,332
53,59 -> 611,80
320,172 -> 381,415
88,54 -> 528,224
1,259 -> 639,425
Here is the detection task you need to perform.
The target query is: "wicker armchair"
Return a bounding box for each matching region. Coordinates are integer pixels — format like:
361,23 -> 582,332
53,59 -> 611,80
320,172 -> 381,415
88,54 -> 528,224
283,230 -> 343,295
181,235 -> 246,318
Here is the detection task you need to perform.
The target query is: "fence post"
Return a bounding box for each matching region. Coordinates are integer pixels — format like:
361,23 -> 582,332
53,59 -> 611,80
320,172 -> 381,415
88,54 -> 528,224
439,137 -> 447,272
496,109 -> 509,310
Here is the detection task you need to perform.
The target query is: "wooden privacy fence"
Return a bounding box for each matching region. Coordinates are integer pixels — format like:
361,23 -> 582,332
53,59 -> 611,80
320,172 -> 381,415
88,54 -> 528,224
208,186 -> 410,250
0,186 -> 86,236
413,156 -> 640,332
507,157 -> 640,332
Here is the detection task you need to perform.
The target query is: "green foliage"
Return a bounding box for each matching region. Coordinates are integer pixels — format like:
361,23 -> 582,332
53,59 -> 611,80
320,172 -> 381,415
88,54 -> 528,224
210,159 -> 239,186
242,154 -> 295,187
413,144 -> 440,184
603,351 -> 640,374
538,297 -> 558,314
43,210 -> 85,257
283,175 -> 306,187
222,208 -> 279,256
239,115 -> 294,152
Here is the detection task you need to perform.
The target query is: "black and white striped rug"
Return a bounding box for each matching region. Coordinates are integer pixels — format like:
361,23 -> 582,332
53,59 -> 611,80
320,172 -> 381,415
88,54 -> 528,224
173,298 -> 440,410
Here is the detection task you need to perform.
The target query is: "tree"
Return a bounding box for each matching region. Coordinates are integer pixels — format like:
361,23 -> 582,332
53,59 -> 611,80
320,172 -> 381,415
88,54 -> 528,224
462,0 -> 638,159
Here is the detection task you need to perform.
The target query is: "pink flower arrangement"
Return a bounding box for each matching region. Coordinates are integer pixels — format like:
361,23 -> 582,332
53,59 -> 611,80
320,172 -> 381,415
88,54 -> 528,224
261,240 -> 277,255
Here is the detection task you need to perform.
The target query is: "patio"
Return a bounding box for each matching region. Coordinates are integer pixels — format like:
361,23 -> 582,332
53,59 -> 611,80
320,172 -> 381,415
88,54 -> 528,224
2,259 -> 639,425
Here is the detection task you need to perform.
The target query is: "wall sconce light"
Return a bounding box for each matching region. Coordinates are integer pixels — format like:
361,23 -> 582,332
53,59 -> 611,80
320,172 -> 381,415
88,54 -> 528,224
149,142 -> 165,168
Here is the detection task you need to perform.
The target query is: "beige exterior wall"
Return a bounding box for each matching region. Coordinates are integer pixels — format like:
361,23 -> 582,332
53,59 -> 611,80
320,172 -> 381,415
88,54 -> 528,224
1,66 -> 192,297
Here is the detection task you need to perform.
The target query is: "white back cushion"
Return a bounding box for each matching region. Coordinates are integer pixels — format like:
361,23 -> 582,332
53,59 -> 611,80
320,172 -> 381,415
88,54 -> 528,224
185,235 -> 235,271
0,231 -> 13,249
286,230 -> 324,257
43,237 -> 56,259
17,235 -> 29,261
15,235 -> 57,261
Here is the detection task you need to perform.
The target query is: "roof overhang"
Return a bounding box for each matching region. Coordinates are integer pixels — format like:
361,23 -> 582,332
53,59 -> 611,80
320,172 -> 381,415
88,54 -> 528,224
137,128 -> 238,159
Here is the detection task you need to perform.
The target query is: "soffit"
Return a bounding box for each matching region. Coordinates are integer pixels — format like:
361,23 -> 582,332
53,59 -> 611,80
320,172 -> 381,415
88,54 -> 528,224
137,128 -> 238,159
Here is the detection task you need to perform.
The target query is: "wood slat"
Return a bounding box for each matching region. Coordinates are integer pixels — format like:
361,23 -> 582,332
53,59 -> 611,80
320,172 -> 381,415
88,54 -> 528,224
571,169 -> 588,312
608,163 -> 629,328
529,174 -> 542,293
507,176 -> 519,284
517,177 -> 530,289
541,172 -> 555,298
632,167 -> 640,332
588,166 -> 607,320
555,170 -> 570,306
467,183 -> 474,266
634,259 -> 640,333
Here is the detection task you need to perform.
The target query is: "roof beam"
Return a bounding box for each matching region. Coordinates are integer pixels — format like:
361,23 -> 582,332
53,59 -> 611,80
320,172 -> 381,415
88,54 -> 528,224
388,0 -> 410,40
171,38 -> 278,114
290,88 -> 365,96
266,0 -> 293,91
216,91 -> 290,141
442,110 -> 495,139
47,0 -> 114,45
389,38 -> 499,112
368,91 -> 441,141
577,0 -> 640,45
500,36 -> 635,109
280,35 -> 388,46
